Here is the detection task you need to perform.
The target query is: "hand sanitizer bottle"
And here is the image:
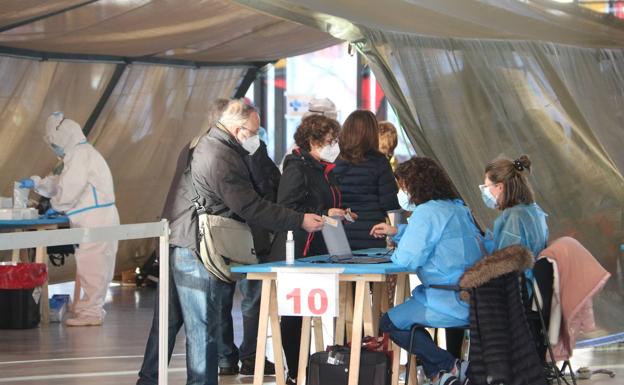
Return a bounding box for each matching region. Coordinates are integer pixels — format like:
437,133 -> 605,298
286,231 -> 295,265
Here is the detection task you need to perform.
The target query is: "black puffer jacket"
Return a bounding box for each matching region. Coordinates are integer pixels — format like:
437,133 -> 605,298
269,149 -> 340,261
333,151 -> 399,250
459,245 -> 546,385
165,127 -> 303,257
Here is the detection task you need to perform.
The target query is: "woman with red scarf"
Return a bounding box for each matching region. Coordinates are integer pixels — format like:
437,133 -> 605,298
269,114 -> 356,384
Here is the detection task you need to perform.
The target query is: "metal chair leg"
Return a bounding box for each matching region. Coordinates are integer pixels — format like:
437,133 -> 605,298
560,360 -> 577,385
532,283 -> 563,385
405,324 -> 418,385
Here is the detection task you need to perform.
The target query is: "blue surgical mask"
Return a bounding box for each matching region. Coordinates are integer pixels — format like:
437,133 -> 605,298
479,184 -> 498,209
397,189 -> 417,211
51,143 -> 65,158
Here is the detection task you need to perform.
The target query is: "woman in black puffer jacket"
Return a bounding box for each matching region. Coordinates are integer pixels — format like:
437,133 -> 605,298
333,110 -> 400,250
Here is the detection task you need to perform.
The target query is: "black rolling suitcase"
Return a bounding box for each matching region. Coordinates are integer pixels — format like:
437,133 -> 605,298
307,345 -> 390,385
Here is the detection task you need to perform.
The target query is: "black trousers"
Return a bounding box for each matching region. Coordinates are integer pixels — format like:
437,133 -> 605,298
281,316 -> 303,379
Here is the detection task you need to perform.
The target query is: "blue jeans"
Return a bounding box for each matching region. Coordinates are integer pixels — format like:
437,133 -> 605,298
137,253 -> 184,385
171,247 -> 218,385
210,277 -> 261,367
379,313 -> 456,378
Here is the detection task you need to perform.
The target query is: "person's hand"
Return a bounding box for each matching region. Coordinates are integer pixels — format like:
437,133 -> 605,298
302,213 -> 324,232
327,208 -> 346,218
345,209 -> 358,221
370,223 -> 398,238
18,178 -> 35,189
45,208 -> 61,218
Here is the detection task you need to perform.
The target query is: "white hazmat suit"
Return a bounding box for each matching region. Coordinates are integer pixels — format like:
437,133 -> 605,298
33,112 -> 119,326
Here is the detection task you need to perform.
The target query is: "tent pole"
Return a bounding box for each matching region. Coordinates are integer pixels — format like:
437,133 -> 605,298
0,45 -> 264,69
234,66 -> 262,98
83,63 -> 127,138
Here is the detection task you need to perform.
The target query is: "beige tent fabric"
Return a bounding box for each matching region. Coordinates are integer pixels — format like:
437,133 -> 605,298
87,64 -> 246,274
0,59 -> 244,282
237,0 -> 624,47
0,56 -> 115,197
0,0 -> 87,30
0,0 -> 339,62
0,57 -> 115,283
362,30 -> 624,334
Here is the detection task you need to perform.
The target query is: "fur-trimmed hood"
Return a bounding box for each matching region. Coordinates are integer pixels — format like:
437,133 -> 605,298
460,244 -> 534,290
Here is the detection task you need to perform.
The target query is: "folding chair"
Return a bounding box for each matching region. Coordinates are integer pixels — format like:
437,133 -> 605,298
525,259 -> 577,385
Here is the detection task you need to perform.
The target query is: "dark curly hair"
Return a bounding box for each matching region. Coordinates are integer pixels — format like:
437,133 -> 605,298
294,114 -> 340,152
395,156 -> 459,205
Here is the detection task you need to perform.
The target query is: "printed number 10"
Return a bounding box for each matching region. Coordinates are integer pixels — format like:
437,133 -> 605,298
286,287 -> 328,315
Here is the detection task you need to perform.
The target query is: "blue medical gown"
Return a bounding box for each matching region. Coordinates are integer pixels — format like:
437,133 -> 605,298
387,199 -> 484,330
488,203 -> 549,258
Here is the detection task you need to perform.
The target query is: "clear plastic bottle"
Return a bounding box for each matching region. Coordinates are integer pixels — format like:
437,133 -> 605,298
286,230 -> 295,265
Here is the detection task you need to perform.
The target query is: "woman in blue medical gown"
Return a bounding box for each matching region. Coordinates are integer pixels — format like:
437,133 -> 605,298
372,157 -> 483,385
479,155 -> 548,258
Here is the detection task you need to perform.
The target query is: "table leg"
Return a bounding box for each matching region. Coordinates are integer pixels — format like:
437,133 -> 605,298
313,317 -> 324,352
408,355 -> 418,385
35,245 -> 49,324
363,282 -> 375,337
391,274 -> 408,385
347,280 -> 366,385
335,282 -> 347,345
11,229 -> 22,263
371,282 -> 382,335
345,282 -> 354,342
297,316 -> 312,385
268,280 -> 286,385
253,279 -> 272,385
380,281 -> 389,313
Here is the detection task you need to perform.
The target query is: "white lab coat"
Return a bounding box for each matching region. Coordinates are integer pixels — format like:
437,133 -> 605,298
33,114 -> 119,319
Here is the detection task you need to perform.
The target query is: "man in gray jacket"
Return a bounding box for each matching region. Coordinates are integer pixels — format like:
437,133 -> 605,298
165,99 -> 323,385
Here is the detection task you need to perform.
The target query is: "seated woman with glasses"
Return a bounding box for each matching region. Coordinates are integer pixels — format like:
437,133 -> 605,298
479,154 -> 548,259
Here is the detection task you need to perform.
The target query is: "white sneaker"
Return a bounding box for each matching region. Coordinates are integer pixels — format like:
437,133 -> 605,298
65,316 -> 102,327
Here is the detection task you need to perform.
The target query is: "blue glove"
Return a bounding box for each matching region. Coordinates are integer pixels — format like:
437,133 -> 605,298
18,178 -> 35,189
45,208 -> 61,218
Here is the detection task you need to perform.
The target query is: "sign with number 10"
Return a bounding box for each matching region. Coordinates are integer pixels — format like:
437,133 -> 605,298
276,272 -> 338,317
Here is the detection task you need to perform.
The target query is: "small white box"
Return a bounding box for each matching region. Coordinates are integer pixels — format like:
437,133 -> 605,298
10,208 -> 38,220
0,197 -> 12,208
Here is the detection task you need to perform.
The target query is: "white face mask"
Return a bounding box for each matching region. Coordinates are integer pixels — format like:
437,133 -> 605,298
241,134 -> 260,155
318,142 -> 340,163
397,189 -> 417,211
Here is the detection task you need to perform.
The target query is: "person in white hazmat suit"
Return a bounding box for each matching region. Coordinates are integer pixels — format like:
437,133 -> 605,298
19,112 -> 119,326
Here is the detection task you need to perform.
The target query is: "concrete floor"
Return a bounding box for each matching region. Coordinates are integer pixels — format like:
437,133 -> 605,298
0,282 -> 621,385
